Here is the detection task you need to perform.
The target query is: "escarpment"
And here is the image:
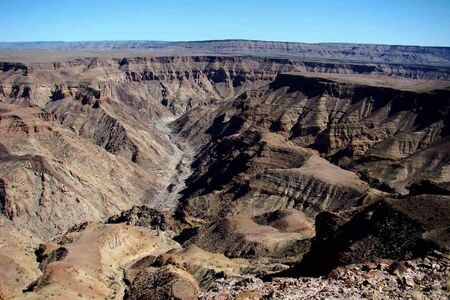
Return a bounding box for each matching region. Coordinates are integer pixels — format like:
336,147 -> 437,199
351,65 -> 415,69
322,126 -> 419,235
0,53 -> 449,299
176,73 -> 449,200
172,71 -> 449,276
0,56 -> 301,240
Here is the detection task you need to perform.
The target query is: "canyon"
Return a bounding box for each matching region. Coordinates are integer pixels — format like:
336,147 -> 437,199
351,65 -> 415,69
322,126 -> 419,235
0,43 -> 449,299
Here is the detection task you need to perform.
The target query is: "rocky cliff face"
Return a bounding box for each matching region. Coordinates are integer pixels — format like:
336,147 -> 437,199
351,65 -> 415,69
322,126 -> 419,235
0,56 -> 287,239
0,54 -> 449,299
175,73 -> 449,199
170,70 -> 449,290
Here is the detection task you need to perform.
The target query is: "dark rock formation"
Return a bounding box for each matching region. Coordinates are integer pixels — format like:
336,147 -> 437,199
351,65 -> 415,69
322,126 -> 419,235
125,266 -> 200,300
107,205 -> 182,232
283,195 -> 450,276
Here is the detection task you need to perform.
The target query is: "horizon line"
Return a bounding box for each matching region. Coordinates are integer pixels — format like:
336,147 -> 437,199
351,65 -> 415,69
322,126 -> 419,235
0,39 -> 449,48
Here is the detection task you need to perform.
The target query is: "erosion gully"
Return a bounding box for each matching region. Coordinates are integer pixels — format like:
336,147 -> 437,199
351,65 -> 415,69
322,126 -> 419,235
148,115 -> 194,212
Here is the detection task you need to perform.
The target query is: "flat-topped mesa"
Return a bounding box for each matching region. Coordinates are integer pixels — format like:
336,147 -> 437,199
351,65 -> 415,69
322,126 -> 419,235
2,40 -> 450,67
1,55 -> 449,87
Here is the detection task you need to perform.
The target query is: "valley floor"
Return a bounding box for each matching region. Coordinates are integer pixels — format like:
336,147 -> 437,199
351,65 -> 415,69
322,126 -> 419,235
148,117 -> 194,211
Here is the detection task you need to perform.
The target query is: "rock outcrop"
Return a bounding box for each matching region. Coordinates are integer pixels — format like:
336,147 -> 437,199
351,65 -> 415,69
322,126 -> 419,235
199,251 -> 450,300
190,214 -> 313,260
125,265 -> 200,300
283,195 -> 450,277
151,245 -> 249,289
107,205 -> 183,234
20,222 -> 178,300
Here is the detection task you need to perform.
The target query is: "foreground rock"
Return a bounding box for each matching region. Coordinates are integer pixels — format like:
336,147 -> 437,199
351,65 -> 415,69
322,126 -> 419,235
152,245 -> 249,289
0,225 -> 42,299
200,251 -> 450,300
285,195 -> 450,277
19,222 -> 178,300
125,265 -> 200,300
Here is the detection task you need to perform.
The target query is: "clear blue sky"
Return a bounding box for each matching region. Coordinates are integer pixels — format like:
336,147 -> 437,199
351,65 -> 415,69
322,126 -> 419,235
1,0 -> 449,46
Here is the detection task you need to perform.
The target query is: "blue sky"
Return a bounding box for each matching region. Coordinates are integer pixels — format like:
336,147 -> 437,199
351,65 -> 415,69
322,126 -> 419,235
1,0 -> 449,46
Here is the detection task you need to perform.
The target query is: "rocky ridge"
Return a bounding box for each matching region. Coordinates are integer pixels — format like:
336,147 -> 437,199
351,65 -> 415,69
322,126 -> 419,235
199,251 -> 450,299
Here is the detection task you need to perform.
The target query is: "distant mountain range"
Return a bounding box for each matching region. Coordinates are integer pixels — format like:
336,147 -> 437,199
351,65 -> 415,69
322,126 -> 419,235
1,39 -> 450,66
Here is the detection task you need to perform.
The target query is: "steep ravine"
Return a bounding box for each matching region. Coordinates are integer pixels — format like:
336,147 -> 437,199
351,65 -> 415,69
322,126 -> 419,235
148,116 -> 195,211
